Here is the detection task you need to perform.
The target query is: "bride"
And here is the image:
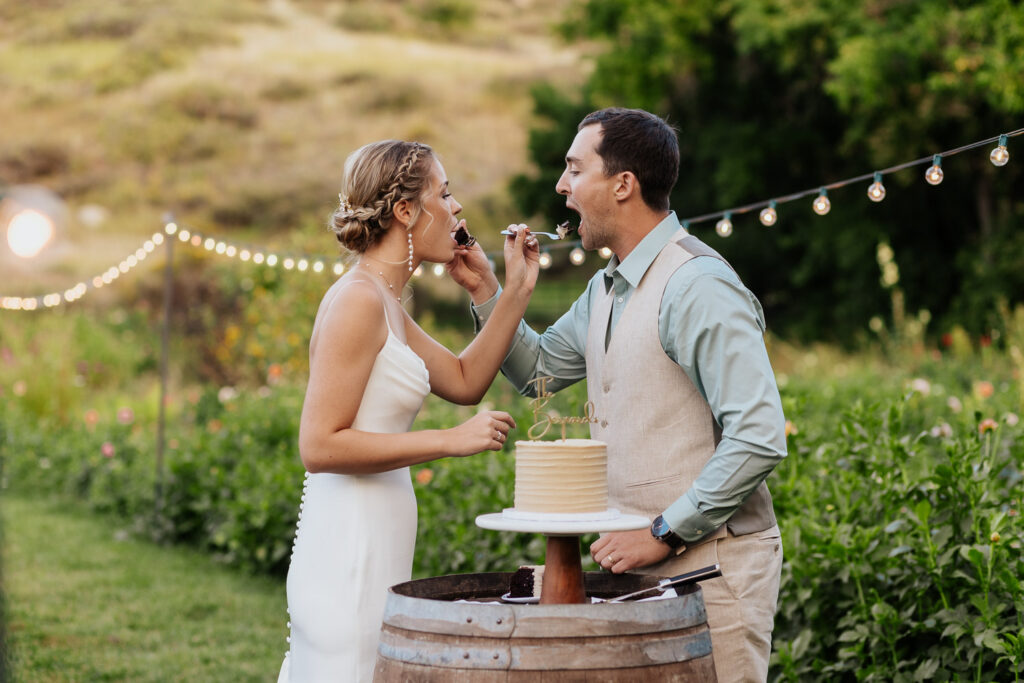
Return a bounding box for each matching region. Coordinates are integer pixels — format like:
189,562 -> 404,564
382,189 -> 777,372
277,139 -> 539,682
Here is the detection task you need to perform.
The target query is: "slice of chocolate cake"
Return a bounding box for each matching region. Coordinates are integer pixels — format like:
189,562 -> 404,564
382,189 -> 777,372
508,565 -> 544,599
453,224 -> 476,247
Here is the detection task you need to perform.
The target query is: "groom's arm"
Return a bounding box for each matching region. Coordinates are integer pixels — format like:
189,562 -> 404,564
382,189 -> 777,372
469,276 -> 596,396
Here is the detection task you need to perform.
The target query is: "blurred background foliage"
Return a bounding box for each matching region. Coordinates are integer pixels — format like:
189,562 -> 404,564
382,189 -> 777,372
514,0 -> 1024,342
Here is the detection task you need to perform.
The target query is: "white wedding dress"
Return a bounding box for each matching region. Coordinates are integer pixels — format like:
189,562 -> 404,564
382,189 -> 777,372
278,301 -> 430,682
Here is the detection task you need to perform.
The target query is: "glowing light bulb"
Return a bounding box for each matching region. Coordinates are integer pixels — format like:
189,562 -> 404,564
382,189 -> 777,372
867,173 -> 886,202
569,247 -> 586,265
812,189 -> 831,215
715,212 -> 733,237
6,209 -> 55,258
539,252 -> 552,269
432,263 -> 445,277
759,201 -> 777,227
990,134 -> 1009,167
925,155 -> 943,185
599,247 -> 612,259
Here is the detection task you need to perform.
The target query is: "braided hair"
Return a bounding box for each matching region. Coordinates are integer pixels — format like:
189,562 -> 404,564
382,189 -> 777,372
331,141 -> 434,253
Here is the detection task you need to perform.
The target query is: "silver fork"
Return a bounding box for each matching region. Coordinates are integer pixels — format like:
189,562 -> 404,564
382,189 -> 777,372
500,229 -> 564,240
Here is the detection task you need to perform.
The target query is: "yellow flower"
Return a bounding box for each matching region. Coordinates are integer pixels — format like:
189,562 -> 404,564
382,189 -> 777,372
785,420 -> 798,437
990,532 -> 1001,543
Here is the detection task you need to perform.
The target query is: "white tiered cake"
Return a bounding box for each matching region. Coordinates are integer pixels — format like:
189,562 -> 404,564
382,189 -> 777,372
512,439 -> 608,514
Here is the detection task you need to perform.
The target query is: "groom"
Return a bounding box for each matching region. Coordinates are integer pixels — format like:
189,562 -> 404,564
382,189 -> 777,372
451,107 -> 787,682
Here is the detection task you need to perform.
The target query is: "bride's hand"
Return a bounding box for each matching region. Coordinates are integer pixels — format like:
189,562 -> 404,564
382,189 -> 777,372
448,410 -> 516,456
446,220 -> 499,301
502,224 -> 540,296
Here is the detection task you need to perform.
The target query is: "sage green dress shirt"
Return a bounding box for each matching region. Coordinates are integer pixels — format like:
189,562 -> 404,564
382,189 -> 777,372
472,212 -> 787,543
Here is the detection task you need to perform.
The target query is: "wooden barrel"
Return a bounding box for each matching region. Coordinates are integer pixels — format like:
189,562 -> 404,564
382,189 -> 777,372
374,571 -> 716,682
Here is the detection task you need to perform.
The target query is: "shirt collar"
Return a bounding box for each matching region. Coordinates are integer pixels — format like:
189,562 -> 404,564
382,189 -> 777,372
602,212 -> 684,291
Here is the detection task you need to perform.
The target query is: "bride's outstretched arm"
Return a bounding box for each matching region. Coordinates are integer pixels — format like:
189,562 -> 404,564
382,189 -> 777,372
407,226 -> 539,405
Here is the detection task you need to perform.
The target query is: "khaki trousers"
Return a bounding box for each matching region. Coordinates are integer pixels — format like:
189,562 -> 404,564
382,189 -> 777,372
696,525 -> 783,683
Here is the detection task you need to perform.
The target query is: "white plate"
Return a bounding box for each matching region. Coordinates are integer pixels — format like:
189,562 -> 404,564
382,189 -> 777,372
500,592 -> 540,604
476,511 -> 650,535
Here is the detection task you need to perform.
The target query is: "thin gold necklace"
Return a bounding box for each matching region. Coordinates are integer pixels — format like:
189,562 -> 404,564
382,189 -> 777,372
361,261 -> 401,303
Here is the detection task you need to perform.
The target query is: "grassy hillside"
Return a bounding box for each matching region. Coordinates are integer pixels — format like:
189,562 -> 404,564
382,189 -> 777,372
0,0 -> 583,296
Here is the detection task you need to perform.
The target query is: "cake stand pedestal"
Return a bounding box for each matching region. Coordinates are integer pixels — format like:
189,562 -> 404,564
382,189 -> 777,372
475,510 -> 650,605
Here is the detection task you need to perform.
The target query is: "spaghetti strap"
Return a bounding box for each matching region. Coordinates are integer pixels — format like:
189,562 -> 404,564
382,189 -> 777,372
380,296 -> 395,338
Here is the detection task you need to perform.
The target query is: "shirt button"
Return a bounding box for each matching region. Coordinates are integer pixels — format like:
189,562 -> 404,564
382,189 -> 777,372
617,297 -> 623,303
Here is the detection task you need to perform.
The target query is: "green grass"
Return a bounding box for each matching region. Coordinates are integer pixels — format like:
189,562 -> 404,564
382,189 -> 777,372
3,495 -> 287,682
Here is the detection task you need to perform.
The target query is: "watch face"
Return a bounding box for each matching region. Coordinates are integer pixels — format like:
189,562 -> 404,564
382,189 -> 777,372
652,516 -> 670,538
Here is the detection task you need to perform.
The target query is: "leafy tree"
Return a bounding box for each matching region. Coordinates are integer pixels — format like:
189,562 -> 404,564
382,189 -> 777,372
512,0 -> 1024,341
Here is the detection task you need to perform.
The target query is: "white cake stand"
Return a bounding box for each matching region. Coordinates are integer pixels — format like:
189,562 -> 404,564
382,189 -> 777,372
476,508 -> 650,604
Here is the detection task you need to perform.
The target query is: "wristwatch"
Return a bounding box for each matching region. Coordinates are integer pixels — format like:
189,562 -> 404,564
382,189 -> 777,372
651,515 -> 686,550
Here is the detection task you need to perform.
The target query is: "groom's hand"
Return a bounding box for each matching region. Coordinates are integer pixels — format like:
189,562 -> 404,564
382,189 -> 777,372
590,529 -> 672,574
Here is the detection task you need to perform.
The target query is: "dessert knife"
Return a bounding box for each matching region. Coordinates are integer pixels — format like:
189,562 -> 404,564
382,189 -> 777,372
603,563 -> 722,603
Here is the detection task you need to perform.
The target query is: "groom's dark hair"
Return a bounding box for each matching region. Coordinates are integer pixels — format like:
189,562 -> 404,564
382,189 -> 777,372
579,108 -> 679,211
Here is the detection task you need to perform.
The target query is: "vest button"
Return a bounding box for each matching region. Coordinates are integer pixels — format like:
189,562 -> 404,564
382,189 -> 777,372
603,384 -> 610,393
600,420 -> 608,427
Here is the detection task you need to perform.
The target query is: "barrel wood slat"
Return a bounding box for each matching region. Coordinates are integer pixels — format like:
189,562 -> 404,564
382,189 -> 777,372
374,572 -> 717,682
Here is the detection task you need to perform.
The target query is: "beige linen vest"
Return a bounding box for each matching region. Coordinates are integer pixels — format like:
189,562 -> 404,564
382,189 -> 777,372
585,228 -> 776,575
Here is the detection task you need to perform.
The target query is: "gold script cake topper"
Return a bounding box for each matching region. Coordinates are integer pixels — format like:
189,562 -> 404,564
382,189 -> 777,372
527,376 -> 599,440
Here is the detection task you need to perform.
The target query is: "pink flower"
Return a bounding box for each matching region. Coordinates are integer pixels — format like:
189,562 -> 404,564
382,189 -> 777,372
978,419 -> 999,435
910,378 -> 931,395
101,442 -> 115,458
116,407 -> 134,424
415,468 -> 434,485
974,381 -> 995,400
84,409 -> 100,426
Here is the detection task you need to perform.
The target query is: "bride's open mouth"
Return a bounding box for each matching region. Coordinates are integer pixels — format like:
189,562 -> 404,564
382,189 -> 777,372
452,221 -> 476,247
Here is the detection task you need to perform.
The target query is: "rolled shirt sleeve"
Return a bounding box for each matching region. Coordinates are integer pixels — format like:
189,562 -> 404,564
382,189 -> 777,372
471,279 -> 595,396
658,259 -> 788,542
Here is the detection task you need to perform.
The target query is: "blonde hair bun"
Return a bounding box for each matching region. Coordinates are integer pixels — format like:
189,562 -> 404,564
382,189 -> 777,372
330,140 -> 434,253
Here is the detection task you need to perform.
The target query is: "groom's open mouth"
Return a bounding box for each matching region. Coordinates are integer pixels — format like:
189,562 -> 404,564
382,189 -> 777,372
564,206 -> 583,237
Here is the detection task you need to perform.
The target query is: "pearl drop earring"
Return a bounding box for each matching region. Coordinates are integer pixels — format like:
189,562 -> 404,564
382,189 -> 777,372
407,230 -> 414,272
